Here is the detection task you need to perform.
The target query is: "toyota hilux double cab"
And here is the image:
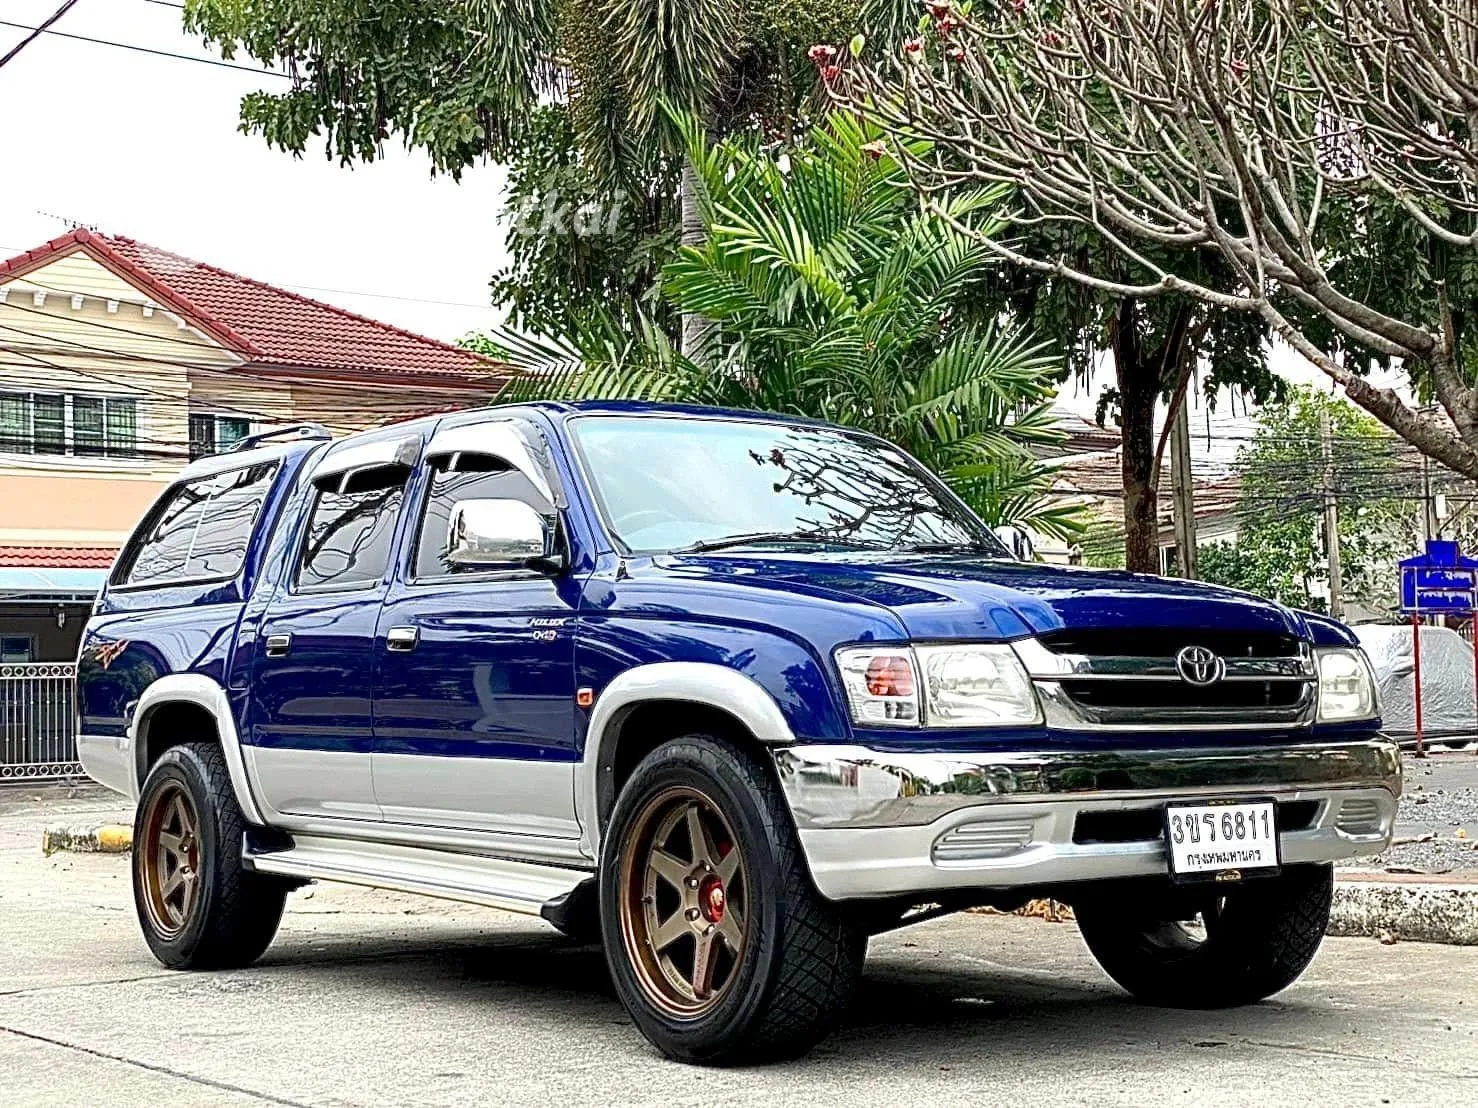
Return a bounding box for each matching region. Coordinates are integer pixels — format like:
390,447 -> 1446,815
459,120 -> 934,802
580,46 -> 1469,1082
77,402 -> 1400,1064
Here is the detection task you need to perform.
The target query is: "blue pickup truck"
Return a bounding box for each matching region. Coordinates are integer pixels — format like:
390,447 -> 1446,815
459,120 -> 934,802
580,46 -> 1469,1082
77,402 -> 1400,1063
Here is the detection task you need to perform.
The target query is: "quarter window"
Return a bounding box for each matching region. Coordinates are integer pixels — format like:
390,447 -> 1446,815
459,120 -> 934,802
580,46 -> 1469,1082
121,463 -> 277,586
296,468 -> 408,591
413,456 -> 552,579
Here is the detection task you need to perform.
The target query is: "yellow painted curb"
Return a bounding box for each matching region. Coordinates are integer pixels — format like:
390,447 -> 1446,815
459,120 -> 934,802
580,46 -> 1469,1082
42,824 -> 133,856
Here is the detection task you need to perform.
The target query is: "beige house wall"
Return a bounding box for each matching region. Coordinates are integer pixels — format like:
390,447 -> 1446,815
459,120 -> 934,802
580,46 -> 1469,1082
0,249 -> 497,553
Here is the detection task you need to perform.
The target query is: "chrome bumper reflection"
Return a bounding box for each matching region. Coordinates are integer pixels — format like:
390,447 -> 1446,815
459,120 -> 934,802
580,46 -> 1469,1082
774,738 -> 1401,900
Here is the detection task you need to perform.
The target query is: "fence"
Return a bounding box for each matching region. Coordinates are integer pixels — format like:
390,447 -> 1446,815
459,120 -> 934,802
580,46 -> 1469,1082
0,662 -> 80,781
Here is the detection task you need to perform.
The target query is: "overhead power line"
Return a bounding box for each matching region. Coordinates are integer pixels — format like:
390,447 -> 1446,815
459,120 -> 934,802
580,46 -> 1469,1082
0,0 -> 80,71
0,17 -> 291,78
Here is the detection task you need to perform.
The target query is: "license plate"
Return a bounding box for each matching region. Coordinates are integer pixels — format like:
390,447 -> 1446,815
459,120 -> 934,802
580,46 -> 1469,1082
1164,799 -> 1280,881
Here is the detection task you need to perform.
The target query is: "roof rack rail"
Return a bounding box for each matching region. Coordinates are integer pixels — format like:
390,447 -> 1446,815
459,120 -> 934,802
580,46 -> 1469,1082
230,423 -> 334,453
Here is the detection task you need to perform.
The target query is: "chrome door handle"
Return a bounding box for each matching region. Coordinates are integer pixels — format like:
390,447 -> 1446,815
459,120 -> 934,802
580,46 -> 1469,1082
386,626 -> 420,652
264,633 -> 292,658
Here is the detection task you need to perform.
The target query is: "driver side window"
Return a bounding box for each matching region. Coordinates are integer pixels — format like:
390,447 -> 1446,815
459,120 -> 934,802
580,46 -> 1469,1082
413,455 -> 553,579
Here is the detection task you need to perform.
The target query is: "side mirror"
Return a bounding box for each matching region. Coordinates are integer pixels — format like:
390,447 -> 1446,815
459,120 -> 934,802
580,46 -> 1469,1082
446,499 -> 560,572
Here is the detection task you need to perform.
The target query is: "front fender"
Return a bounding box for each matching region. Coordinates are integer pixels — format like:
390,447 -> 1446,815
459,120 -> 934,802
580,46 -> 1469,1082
575,662 -> 797,858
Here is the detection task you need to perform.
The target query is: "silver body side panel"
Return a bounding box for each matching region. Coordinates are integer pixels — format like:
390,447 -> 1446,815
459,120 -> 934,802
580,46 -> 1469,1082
374,754 -> 580,839
243,746 -> 381,823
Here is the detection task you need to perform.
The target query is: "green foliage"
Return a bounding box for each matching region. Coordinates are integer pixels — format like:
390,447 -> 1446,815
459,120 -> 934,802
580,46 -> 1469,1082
487,106 -> 681,334
1198,388 -> 1411,612
183,0 -> 557,174
457,332 -> 512,361
498,113 -> 1080,538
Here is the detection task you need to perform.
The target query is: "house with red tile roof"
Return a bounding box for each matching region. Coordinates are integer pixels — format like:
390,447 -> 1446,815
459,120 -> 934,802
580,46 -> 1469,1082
0,228 -> 508,663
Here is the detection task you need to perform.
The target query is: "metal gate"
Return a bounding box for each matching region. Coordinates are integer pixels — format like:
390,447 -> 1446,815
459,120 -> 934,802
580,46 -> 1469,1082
0,663 -> 80,781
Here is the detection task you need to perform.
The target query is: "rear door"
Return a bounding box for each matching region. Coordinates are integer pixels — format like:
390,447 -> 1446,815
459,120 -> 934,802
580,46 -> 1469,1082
246,436 -> 418,823
371,418 -> 582,841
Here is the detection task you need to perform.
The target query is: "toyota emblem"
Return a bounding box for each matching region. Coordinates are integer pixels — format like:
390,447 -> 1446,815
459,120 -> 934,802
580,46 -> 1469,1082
1175,645 -> 1226,686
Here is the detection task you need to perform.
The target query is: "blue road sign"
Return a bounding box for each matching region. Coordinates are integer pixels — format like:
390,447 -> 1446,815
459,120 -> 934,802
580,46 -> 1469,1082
1400,540 -> 1478,615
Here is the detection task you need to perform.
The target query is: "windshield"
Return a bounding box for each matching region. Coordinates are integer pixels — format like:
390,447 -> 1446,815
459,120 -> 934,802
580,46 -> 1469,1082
568,414 -> 1007,556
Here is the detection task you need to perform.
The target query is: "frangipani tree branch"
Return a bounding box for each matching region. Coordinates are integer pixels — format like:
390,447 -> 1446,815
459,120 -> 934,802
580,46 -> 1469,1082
828,0 -> 1478,478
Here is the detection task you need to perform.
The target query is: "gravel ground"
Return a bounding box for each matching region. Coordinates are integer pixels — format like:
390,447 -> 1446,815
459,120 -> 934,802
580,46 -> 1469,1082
1353,749 -> 1478,874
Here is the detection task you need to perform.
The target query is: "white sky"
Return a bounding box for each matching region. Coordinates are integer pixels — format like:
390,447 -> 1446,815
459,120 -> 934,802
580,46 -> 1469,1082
0,1 -> 1416,471
0,0 -> 510,342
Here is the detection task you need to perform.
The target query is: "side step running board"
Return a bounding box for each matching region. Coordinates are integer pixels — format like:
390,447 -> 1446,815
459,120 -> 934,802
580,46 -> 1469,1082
242,833 -> 592,918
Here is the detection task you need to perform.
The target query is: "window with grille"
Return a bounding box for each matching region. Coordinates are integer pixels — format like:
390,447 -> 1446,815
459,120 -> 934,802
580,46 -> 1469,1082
0,391 -> 137,457
188,414 -> 252,460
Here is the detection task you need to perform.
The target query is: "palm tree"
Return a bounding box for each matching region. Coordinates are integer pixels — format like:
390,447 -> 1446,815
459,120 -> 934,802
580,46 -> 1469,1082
498,113 -> 1082,538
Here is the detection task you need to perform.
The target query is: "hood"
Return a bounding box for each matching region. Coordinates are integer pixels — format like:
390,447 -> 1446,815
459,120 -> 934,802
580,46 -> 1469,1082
659,552 -> 1308,642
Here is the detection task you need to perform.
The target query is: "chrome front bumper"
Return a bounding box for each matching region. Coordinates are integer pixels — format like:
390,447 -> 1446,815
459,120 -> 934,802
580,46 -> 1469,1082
774,738 -> 1402,900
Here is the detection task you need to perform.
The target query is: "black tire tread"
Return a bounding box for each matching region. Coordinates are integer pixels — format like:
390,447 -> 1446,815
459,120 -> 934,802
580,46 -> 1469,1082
1076,865 -> 1332,1008
602,733 -> 863,1064
710,734 -> 862,1059
134,742 -> 286,970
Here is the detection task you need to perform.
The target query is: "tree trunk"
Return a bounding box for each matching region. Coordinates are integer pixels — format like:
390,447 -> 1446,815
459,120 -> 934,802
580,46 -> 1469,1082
678,159 -> 715,358
1110,301 -> 1161,574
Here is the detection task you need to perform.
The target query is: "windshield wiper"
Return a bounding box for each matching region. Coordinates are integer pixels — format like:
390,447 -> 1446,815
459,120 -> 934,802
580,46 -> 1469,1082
678,530 -> 844,554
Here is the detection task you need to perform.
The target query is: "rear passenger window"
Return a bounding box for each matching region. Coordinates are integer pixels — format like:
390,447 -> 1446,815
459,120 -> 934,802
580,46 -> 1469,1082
413,457 -> 552,579
296,467 -> 408,590
122,463 -> 277,586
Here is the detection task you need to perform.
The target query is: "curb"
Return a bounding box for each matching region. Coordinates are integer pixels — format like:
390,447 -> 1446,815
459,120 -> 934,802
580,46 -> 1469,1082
1330,870 -> 1478,946
42,824 -> 133,856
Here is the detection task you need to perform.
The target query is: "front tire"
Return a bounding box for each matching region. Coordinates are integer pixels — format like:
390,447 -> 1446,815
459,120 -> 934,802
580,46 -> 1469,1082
133,743 -> 287,969
1075,865 -> 1333,1008
599,733 -> 864,1065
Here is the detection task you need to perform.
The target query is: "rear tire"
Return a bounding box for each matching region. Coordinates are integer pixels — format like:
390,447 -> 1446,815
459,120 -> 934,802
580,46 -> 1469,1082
132,743 -> 287,969
599,733 -> 864,1065
1075,865 -> 1333,1008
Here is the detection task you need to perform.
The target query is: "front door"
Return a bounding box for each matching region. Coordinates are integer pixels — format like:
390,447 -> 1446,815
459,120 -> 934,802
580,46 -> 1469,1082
247,460 -> 411,822
371,440 -> 581,840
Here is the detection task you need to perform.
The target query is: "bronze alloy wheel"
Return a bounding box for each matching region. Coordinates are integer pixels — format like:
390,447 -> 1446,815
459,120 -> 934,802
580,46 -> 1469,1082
618,785 -> 749,1018
139,781 -> 202,939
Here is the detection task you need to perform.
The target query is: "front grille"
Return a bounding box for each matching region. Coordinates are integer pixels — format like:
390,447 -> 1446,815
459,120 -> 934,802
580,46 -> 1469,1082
1072,800 -> 1320,845
1038,629 -> 1302,659
1059,679 -> 1307,711
1024,631 -> 1316,728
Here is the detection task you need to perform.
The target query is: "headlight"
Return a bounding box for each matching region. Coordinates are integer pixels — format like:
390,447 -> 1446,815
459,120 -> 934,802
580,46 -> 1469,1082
1315,646 -> 1379,723
916,644 -> 1042,726
835,643 -> 1041,728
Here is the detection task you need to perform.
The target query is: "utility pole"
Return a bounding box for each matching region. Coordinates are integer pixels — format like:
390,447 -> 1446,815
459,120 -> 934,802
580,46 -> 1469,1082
1420,454 -> 1441,543
1320,407 -> 1343,619
1170,397 -> 1198,579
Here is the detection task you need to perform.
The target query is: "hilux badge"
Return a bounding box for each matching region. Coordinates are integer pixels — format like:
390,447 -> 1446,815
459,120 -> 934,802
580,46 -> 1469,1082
1175,645 -> 1226,686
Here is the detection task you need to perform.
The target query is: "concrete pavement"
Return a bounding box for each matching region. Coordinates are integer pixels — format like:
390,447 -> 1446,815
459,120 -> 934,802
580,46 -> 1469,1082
3,785 -> 1476,1106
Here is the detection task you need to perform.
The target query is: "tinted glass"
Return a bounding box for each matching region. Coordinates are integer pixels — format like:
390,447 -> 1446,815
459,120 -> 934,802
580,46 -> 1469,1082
73,396 -> 104,456
414,458 -> 550,578
183,464 -> 277,579
33,394 -> 64,455
569,415 -> 1003,555
125,483 -> 214,585
0,392 -> 30,453
297,469 -> 407,590
123,463 -> 278,586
